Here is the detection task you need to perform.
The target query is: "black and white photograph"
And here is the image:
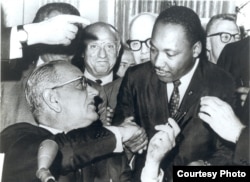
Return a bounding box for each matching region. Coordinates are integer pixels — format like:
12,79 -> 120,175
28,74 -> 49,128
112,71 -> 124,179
1,0 -> 249,181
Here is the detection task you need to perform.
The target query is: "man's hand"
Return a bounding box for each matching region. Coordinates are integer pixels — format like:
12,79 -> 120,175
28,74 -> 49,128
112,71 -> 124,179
118,117 -> 148,153
142,118 -> 180,180
146,118 -> 180,165
199,96 -> 245,143
105,107 -> 114,125
25,15 -> 90,46
236,86 -> 250,106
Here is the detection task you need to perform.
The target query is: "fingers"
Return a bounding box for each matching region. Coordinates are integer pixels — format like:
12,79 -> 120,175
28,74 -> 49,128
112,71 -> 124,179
124,128 -> 148,153
155,118 -> 180,138
236,86 -> 250,94
168,118 -> 180,137
198,112 -> 212,125
62,15 -> 91,27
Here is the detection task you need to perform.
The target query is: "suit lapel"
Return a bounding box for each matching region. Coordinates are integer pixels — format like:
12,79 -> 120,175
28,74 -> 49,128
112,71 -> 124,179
149,68 -> 169,121
179,61 -> 205,115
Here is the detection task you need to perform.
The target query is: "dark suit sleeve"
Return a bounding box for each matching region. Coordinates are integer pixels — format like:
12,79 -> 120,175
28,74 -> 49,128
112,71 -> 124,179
233,127 -> 250,165
112,69 -> 136,125
52,123 -> 117,174
0,123 -> 117,181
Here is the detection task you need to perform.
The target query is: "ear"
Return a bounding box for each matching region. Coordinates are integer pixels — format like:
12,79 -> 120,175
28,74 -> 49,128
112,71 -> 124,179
192,41 -> 202,58
117,43 -> 122,56
42,89 -> 62,113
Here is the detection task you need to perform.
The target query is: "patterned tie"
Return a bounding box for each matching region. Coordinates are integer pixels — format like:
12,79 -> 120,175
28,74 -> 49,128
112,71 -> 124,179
169,80 -> 181,117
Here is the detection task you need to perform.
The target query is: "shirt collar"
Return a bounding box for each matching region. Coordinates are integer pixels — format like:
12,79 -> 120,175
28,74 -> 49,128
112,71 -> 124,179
39,124 -> 63,134
36,56 -> 45,67
179,58 -> 199,86
84,69 -> 113,85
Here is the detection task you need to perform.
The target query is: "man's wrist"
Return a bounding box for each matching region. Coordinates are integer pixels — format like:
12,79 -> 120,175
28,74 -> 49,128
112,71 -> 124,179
23,23 -> 40,45
233,125 -> 246,143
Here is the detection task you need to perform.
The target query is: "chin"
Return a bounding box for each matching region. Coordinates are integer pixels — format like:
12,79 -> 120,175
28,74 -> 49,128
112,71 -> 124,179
157,75 -> 173,83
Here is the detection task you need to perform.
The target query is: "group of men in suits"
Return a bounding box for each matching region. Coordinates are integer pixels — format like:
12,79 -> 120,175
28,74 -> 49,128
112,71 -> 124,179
113,5 -> 249,181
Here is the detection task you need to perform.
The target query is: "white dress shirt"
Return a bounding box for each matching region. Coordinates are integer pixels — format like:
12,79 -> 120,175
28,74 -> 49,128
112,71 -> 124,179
167,59 -> 200,106
10,27 -> 23,59
84,69 -> 113,85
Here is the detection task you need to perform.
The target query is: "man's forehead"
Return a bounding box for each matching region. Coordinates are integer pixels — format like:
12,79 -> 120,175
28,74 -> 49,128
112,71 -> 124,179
210,19 -> 238,32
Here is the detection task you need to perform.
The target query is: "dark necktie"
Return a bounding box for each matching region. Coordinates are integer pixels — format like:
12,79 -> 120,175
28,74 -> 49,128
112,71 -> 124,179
95,79 -> 102,85
169,80 -> 181,117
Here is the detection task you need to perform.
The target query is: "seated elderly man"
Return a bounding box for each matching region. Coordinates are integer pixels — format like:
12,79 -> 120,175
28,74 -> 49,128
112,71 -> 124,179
206,13 -> 240,64
0,60 -> 145,181
1,2 -> 89,131
1,60 -> 181,182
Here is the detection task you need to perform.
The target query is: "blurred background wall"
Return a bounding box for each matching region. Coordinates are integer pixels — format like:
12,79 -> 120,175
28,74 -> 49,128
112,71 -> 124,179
1,0 -> 237,42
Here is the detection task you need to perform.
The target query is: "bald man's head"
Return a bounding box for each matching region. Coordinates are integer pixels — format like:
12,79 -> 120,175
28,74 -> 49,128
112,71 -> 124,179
128,13 -> 157,64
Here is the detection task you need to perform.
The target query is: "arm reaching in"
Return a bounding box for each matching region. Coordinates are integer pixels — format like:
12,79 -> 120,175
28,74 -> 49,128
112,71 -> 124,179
199,96 -> 246,143
141,118 -> 180,181
24,15 -> 90,46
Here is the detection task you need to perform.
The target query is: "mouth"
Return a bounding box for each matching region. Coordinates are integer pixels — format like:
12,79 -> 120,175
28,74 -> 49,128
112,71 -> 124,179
154,68 -> 171,77
88,101 -> 96,110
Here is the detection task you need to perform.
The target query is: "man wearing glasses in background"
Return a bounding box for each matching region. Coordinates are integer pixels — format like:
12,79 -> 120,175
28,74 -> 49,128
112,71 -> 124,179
127,13 -> 157,65
206,13 -> 241,64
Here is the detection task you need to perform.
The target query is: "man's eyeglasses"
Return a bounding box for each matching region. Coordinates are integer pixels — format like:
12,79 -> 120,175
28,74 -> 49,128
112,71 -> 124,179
127,38 -> 151,51
207,32 -> 241,43
51,76 -> 87,90
87,41 -> 119,53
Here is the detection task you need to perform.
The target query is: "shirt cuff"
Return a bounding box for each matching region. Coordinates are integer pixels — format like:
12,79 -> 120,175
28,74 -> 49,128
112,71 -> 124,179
104,126 -> 123,153
141,167 -> 164,182
10,26 -> 23,59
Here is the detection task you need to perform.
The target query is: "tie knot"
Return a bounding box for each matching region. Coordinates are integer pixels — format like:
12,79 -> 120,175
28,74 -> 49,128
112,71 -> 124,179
173,80 -> 181,87
95,79 -> 102,85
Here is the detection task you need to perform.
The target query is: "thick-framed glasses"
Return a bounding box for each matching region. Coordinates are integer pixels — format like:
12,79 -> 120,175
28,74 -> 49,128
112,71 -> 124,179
87,41 -> 119,53
207,32 -> 241,43
127,38 -> 151,51
51,76 -> 87,90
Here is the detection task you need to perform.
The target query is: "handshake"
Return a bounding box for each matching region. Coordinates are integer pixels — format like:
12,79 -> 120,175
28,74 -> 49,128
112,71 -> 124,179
117,116 -> 180,162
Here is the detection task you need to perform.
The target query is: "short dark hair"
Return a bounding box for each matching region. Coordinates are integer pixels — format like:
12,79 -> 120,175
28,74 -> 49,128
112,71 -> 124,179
33,2 -> 80,23
154,6 -> 207,59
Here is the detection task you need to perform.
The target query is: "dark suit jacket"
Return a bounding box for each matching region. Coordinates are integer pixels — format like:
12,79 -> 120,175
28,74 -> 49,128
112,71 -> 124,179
217,38 -> 250,165
1,27 -> 11,61
0,122 -> 131,182
113,59 -> 235,180
88,76 -> 123,124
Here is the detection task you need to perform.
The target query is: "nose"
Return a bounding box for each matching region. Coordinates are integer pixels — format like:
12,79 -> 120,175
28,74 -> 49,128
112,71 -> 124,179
154,52 -> 166,68
98,47 -> 107,58
87,85 -> 99,97
141,44 -> 149,54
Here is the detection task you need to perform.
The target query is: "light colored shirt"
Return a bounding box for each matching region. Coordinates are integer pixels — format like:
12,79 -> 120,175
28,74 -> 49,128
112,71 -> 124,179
84,69 -> 113,85
10,26 -> 23,59
167,58 -> 200,106
38,124 -> 123,153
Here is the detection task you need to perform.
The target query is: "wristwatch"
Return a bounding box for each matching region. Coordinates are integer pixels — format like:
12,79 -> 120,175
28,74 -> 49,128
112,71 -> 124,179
17,25 -> 28,47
